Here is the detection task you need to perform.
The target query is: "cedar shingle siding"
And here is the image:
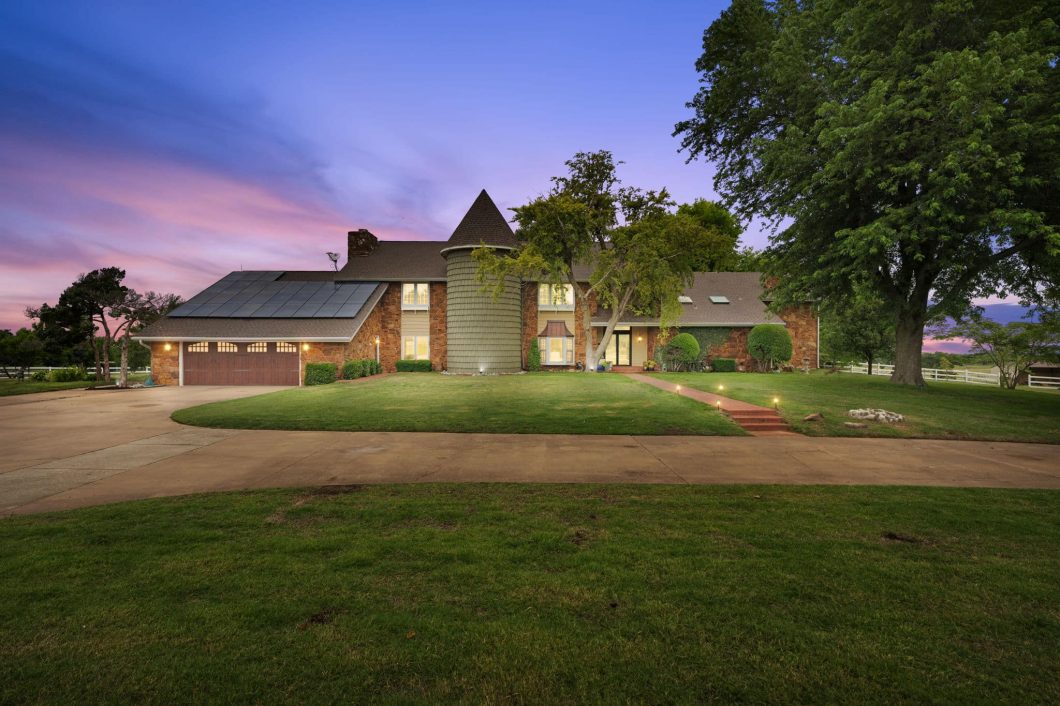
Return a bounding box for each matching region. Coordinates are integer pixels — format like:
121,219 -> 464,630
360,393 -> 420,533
444,250 -> 522,373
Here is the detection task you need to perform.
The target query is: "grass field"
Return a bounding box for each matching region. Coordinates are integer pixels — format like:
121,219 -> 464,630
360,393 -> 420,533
172,372 -> 744,436
654,371 -> 1060,443
0,373 -> 149,398
1,484 -> 1057,704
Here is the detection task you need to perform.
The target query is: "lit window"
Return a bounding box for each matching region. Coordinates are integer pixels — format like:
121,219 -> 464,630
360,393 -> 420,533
247,342 -> 267,353
276,342 -> 297,353
217,342 -> 238,353
188,342 -> 208,352
402,335 -> 430,360
538,283 -> 574,311
538,336 -> 574,366
401,283 -> 430,310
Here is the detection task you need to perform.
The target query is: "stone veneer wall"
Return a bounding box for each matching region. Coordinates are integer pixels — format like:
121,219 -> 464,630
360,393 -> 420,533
344,283 -> 401,373
150,342 -> 179,385
428,283 -> 447,371
779,304 -> 819,370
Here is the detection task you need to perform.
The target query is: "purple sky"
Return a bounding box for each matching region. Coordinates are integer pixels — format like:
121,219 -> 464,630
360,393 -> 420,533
1,0 -> 742,332
1,1 -> 1020,352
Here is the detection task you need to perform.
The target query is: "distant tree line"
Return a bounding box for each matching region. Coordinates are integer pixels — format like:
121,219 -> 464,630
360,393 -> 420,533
1,267 -> 181,386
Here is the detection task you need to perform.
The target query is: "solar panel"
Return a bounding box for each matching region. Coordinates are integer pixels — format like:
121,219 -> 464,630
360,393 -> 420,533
169,273 -> 377,319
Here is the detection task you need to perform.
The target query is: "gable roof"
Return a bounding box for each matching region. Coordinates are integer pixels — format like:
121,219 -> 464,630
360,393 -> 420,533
440,189 -> 518,253
592,272 -> 780,327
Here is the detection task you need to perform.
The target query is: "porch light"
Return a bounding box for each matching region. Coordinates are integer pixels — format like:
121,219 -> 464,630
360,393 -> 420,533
302,343 -> 310,352
163,343 -> 171,351
374,336 -> 380,345
636,335 -> 643,342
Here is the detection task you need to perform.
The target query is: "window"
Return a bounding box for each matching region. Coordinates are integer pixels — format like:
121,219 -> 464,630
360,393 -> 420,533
402,283 -> 430,310
709,295 -> 730,304
188,342 -> 209,352
247,342 -> 267,353
538,283 -> 574,311
539,336 -> 574,366
276,342 -> 297,353
402,335 -> 430,360
678,295 -> 694,304
217,342 -> 238,353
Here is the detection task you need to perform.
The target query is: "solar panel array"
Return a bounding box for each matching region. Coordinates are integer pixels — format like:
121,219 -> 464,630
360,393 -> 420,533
169,272 -> 379,319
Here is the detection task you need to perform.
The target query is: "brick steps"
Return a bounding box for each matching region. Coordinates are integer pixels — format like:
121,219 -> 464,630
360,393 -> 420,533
725,408 -> 793,434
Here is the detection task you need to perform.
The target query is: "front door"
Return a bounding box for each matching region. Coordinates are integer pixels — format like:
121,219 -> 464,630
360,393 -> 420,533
606,331 -> 632,366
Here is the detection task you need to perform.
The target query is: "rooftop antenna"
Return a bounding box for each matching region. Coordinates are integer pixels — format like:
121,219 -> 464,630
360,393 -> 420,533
326,252 -> 339,271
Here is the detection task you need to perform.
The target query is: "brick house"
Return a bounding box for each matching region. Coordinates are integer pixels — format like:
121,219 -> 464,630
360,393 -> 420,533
135,190 -> 818,384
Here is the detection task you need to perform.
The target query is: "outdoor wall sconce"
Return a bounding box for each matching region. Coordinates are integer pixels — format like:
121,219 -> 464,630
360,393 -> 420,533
302,343 -> 310,352
636,335 -> 643,342
163,343 -> 172,351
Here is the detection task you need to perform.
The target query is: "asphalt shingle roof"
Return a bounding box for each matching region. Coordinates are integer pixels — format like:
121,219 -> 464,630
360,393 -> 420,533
592,272 -> 779,327
441,189 -> 518,252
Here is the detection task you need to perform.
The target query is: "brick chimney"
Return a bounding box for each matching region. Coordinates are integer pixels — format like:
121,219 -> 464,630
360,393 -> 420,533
347,229 -> 378,258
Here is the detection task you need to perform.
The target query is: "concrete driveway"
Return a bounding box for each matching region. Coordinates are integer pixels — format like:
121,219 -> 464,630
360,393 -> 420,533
2,385 -> 1058,516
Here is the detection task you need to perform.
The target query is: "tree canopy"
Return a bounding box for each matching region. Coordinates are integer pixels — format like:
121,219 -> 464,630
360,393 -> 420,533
676,0 -> 1059,385
931,311 -> 1060,388
475,151 -> 744,369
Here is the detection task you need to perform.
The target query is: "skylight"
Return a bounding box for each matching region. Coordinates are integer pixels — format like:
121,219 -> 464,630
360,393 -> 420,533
709,295 -> 730,304
678,295 -> 693,304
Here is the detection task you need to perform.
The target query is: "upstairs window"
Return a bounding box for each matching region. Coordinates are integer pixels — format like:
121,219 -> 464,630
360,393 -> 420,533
538,283 -> 574,311
402,283 -> 430,310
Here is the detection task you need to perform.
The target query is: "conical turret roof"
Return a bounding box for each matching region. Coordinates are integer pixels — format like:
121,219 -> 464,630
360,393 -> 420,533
441,189 -> 518,254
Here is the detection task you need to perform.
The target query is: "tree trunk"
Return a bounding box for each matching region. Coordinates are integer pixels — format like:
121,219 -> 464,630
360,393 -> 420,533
867,352 -> 874,376
119,334 -> 130,388
102,336 -> 112,382
92,337 -> 102,380
890,316 -> 926,386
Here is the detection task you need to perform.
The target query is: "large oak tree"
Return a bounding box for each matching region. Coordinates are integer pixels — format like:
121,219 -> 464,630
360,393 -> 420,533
676,0 -> 1058,385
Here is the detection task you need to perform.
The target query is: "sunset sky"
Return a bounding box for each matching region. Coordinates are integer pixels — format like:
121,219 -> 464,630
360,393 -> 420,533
0,1 -> 1017,351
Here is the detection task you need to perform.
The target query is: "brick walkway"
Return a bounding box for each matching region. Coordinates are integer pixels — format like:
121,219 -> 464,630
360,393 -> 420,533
625,373 -> 796,435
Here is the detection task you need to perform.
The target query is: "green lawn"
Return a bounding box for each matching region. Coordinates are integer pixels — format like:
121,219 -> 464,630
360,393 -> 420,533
1,485 -> 1057,704
0,373 -> 149,398
654,371 -> 1060,443
172,372 -> 743,435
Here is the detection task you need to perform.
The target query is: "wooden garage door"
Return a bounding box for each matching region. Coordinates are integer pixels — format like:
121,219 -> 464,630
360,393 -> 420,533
184,342 -> 299,385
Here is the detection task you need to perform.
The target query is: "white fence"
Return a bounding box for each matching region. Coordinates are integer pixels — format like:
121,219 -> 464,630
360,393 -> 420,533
1,366 -> 151,380
1028,374 -> 1060,390
847,362 -> 1000,386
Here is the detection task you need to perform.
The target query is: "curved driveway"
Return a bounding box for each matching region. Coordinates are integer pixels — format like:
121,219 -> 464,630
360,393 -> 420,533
1,385 -> 1058,516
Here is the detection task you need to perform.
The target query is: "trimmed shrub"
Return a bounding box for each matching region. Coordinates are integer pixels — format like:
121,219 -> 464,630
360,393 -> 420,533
396,359 -> 432,372
342,359 -> 367,379
304,362 -> 337,385
49,367 -> 85,383
527,339 -> 541,372
663,333 -> 701,371
370,360 -> 382,375
30,371 -> 48,382
711,357 -> 737,372
747,324 -> 793,371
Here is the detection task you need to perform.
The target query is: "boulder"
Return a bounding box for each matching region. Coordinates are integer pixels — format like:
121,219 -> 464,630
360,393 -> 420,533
844,422 -> 868,429
848,408 -> 904,423
803,412 -> 824,422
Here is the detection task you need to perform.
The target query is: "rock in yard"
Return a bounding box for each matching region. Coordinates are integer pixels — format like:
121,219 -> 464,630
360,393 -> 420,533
803,412 -> 824,422
844,422 -> 868,429
848,408 -> 904,423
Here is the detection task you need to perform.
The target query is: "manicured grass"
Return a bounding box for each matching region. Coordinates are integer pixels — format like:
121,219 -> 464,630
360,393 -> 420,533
1,485 -> 1058,704
172,372 -> 743,435
655,371 -> 1060,443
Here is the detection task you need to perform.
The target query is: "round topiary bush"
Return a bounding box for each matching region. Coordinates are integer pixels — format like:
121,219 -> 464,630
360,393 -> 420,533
664,332 -> 701,371
747,324 -> 793,371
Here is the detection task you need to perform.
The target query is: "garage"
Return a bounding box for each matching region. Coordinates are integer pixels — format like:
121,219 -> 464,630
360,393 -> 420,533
183,341 -> 300,386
